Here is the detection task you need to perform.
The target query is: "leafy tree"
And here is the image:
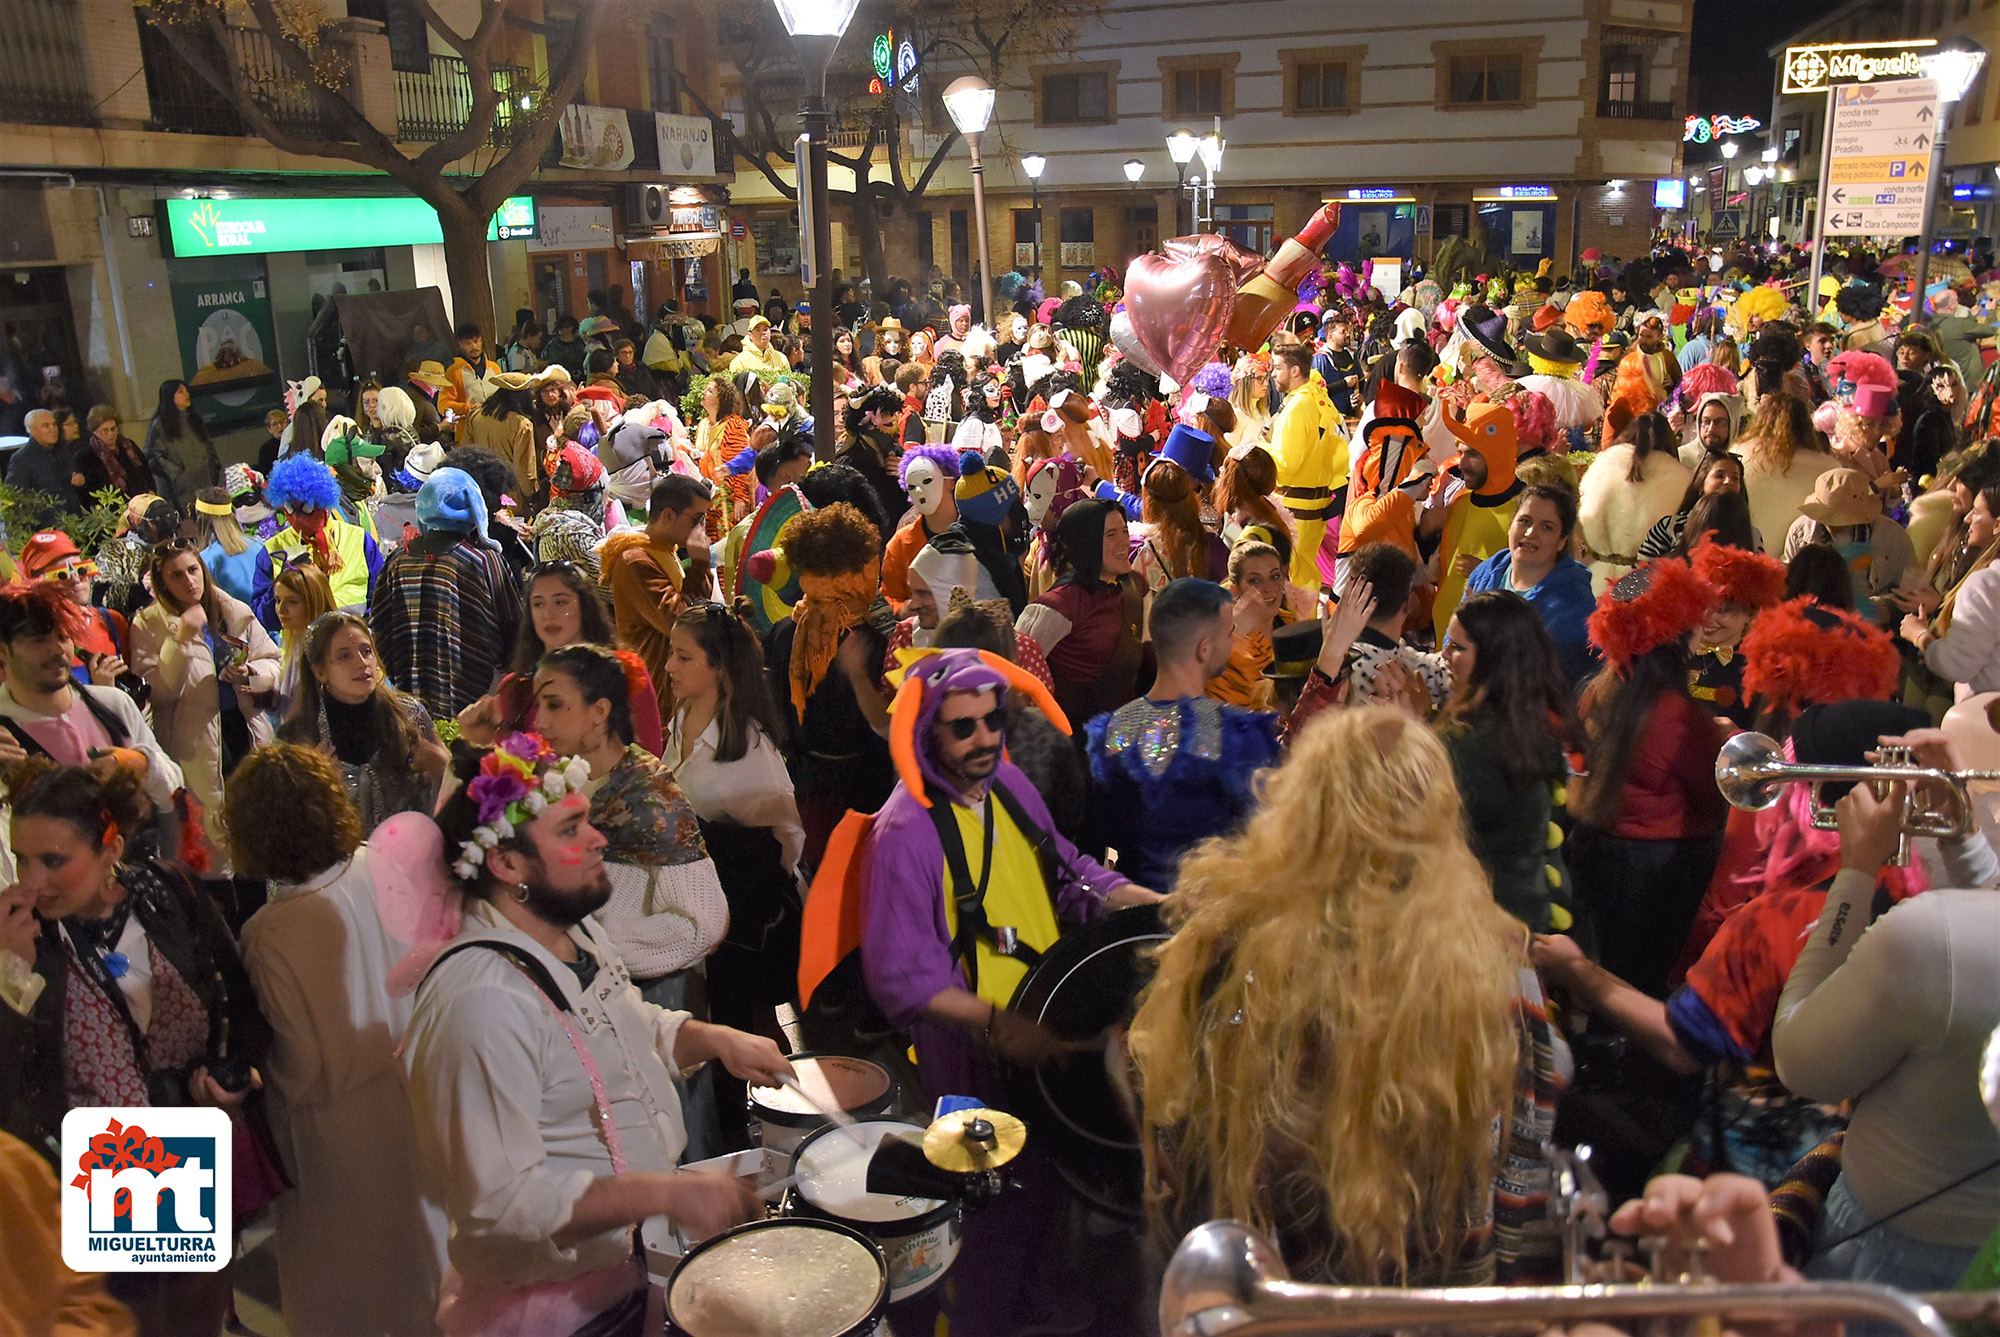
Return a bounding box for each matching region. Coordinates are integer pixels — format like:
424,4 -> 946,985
140,0 -> 603,332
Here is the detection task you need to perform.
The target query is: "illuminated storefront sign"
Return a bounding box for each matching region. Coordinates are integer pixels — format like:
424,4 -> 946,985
1783,40 -> 1940,95
161,195 -> 537,256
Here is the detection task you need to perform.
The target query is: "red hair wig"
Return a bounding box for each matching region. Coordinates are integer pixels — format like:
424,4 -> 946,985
1587,558 -> 1718,673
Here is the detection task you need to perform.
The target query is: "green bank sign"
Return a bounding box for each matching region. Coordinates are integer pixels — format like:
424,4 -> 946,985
159,194 -> 537,256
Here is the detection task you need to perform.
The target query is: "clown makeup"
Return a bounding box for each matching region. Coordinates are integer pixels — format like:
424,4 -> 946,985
903,458 -> 947,516
1026,469 -> 1060,527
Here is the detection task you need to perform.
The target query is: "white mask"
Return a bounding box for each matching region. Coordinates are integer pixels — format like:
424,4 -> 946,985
904,458 -> 947,516
1026,470 -> 1059,526
1010,316 -> 1027,342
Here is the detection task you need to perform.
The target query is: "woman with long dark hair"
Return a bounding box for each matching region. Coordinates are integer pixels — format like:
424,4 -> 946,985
457,561 -> 663,753
952,371 -> 1010,462
1438,590 -> 1582,931
1734,391 -> 1837,549
1638,450 -> 1757,560
0,760 -> 268,1335
144,378 -> 222,512
695,375 -> 754,539
129,540 -> 280,864
278,612 -> 448,831
531,642 -> 729,1155
663,602 -> 804,1129
1569,560 -> 1730,997
829,325 -> 865,394
1018,497 -> 1146,725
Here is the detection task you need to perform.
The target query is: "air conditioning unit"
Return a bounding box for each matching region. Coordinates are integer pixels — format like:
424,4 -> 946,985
626,184 -> 673,228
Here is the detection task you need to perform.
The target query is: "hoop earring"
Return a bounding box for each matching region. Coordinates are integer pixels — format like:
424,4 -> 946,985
512,883 -> 532,904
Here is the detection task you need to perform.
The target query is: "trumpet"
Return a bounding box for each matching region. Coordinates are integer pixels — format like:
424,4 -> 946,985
1159,1219 -> 2000,1337
1714,731 -> 2000,867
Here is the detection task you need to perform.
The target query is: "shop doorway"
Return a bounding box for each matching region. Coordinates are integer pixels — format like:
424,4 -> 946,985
0,267 -> 82,418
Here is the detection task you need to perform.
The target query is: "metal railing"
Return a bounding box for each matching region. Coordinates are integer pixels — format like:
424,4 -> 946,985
0,0 -> 94,125
142,17 -> 348,139
396,56 -> 535,147
1598,97 -> 1677,120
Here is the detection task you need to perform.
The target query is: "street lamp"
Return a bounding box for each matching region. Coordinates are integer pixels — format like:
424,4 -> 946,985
1123,158 -> 1145,258
1021,152 -> 1047,279
1916,36 -> 1989,313
943,75 -> 997,328
1198,124 -> 1225,233
1719,137 -> 1740,216
770,0 -> 861,460
1167,127 -> 1199,234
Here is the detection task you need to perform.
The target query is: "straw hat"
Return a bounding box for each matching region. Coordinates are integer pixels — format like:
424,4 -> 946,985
408,361 -> 451,389
1797,468 -> 1884,528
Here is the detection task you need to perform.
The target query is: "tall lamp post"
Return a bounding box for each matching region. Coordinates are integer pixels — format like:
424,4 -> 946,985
943,75 -> 997,327
1022,152 -> 1047,281
771,0 -> 861,460
1167,128 -> 1198,234
1198,124 -> 1225,236
1916,37 -> 1988,315
1719,137 -> 1739,209
1123,158 -> 1145,258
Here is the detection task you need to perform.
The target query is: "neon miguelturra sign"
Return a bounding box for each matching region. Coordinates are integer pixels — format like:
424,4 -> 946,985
1783,39 -> 1941,95
1683,114 -> 1762,143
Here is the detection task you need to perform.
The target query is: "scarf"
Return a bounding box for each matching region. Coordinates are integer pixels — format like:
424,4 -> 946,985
287,508 -> 340,573
789,564 -> 879,718
589,744 -> 706,869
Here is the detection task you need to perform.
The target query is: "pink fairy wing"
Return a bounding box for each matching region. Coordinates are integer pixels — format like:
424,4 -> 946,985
367,812 -> 463,994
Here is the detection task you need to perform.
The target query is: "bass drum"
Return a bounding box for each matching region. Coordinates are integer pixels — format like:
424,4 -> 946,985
1002,904 -> 1167,1219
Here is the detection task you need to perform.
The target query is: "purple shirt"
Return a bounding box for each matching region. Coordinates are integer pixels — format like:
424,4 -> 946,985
860,760 -> 1126,1100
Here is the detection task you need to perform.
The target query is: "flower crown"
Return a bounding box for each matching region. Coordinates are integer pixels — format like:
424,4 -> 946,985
451,733 -> 593,882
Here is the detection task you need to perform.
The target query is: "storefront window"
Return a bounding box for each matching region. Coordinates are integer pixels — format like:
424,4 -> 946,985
1213,204 -> 1274,255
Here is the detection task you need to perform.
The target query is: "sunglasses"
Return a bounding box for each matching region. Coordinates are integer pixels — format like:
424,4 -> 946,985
38,559 -> 97,582
938,707 -> 1007,741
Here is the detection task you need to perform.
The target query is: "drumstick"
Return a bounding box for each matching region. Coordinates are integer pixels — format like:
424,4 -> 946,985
758,1173 -> 799,1201
776,1074 -> 872,1149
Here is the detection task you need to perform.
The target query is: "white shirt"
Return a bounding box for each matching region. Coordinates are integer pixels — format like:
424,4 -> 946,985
404,903 -> 692,1287
1774,832 -> 2000,1246
663,707 -> 806,877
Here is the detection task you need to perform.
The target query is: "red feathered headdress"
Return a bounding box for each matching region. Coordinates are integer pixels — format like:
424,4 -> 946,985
1587,558 -> 1718,673
1690,541 -> 1787,611
1739,596 -> 1901,719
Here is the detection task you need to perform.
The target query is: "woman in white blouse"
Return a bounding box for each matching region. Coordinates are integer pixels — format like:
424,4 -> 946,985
530,643 -> 731,1157
663,603 -> 807,1060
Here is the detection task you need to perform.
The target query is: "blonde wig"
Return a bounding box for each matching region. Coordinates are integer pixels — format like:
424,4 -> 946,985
1129,706 -> 1527,1284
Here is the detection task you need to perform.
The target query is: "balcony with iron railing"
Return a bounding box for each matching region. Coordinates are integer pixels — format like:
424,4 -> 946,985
0,0 -> 97,126
141,18 -> 348,139
396,56 -> 536,147
1598,98 -> 1677,121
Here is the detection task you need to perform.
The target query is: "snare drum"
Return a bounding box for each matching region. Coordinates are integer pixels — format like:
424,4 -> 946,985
665,1217 -> 888,1337
747,1054 -> 894,1155
789,1119 -> 963,1302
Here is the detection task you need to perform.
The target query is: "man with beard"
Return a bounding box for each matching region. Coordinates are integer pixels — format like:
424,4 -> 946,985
404,736 -> 793,1334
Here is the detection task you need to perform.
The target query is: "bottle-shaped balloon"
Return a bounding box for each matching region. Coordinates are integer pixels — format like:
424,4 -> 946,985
1225,202 -> 1342,352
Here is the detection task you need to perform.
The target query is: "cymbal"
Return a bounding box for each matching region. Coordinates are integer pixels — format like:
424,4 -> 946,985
923,1107 -> 1027,1173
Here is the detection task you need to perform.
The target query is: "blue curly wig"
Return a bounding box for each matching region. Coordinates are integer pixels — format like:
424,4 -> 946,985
267,453 -> 341,512
898,443 -> 964,489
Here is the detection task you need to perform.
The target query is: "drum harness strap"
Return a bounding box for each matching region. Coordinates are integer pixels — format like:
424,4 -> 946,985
924,779 -> 1060,995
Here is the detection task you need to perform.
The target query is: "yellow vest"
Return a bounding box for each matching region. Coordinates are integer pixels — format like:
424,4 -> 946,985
940,796 -> 1062,1011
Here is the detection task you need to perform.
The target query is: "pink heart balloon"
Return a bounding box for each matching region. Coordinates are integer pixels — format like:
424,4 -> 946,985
1124,251 -> 1237,389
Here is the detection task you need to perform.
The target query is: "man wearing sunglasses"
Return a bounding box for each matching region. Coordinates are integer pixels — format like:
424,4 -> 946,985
855,647 -> 1160,1100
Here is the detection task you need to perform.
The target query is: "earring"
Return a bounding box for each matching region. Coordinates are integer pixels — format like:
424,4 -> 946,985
512,883 -> 532,904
